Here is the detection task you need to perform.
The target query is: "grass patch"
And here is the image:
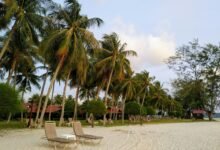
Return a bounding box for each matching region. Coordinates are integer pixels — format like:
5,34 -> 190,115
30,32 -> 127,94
0,121 -> 26,130
79,118 -> 212,127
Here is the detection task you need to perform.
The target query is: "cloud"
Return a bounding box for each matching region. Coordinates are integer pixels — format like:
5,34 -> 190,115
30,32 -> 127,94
110,18 -> 176,72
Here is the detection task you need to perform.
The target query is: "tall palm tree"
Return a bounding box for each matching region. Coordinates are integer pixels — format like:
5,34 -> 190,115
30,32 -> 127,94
96,32 -> 137,122
39,0 -> 103,126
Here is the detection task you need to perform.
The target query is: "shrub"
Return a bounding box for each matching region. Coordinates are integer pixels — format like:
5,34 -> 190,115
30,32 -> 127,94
86,100 -> 106,117
146,107 -> 156,115
125,102 -> 140,115
64,99 -> 75,118
0,83 -> 21,115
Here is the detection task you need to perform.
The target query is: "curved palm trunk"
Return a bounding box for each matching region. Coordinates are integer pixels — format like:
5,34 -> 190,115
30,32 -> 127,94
103,64 -> 115,125
21,90 -> 25,122
59,71 -> 70,126
7,59 -> 16,84
49,82 -> 55,121
35,68 -> 48,125
39,56 -> 64,127
6,59 -> 16,123
73,85 -> 80,120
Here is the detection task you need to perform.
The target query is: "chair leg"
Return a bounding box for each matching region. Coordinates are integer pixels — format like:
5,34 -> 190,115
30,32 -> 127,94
54,143 -> 57,150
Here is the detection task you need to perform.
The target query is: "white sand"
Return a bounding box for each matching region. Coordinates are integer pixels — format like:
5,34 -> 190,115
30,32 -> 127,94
1,122 -> 220,150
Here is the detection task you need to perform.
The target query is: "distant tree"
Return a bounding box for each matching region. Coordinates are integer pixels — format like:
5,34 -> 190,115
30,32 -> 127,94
86,100 -> 106,117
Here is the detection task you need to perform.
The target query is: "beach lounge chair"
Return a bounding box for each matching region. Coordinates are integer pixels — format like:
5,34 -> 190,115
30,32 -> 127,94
72,121 -> 103,143
44,122 -> 76,150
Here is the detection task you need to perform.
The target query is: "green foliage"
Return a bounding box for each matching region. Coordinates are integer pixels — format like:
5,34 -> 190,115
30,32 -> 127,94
125,102 -> 140,115
168,111 -> 183,118
140,106 -> 147,115
146,106 -> 156,115
64,99 -> 75,118
0,83 -> 21,114
86,100 -> 106,116
0,121 -> 26,130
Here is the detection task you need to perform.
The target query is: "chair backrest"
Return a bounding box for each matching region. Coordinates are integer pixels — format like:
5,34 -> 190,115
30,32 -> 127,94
72,121 -> 84,136
44,122 -> 57,139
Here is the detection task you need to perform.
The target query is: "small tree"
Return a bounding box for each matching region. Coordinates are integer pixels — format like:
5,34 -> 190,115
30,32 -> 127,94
125,102 -> 140,115
86,100 -> 106,127
0,83 -> 21,122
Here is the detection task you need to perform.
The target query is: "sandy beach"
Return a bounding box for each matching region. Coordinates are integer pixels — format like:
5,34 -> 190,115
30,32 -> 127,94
0,122 -> 220,150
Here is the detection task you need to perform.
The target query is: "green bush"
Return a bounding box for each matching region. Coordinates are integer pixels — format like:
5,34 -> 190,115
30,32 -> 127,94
146,107 -> 156,115
64,99 -> 75,118
0,83 -> 21,115
86,100 -> 106,117
125,102 -> 140,115
140,106 -> 147,115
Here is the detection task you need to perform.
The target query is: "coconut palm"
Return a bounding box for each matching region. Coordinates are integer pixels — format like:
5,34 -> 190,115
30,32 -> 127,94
14,65 -> 40,121
119,74 -> 137,124
0,0 -> 47,60
135,71 -> 154,107
39,0 -> 103,126
96,32 -> 137,122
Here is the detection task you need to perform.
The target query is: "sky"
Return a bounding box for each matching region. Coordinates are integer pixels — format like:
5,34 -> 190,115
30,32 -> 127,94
26,0 -> 220,99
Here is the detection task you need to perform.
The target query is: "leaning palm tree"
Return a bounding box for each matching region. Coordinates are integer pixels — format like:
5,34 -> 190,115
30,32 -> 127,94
39,0 -> 103,126
96,32 -> 137,122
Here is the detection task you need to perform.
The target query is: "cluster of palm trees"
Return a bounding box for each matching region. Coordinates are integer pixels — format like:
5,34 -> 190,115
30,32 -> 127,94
0,0 -> 181,126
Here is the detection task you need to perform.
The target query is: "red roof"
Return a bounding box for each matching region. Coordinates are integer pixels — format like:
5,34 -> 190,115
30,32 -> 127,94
192,109 -> 205,114
25,103 -> 61,113
107,107 -> 122,113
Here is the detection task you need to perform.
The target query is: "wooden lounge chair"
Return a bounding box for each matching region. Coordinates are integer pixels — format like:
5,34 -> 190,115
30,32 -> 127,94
44,122 -> 76,150
72,121 -> 103,143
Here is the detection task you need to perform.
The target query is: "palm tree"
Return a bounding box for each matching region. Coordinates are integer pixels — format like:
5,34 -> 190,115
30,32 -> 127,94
151,81 -> 168,112
135,71 -> 154,107
119,74 -> 137,124
96,32 -> 137,122
39,0 -> 103,126
14,66 -> 40,121
0,0 -> 47,60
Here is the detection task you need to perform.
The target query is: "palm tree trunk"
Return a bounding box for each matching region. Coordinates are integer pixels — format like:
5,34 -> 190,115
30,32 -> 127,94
0,28 -> 15,60
95,85 -> 101,99
110,94 -> 115,119
21,90 -> 25,122
49,82 -> 55,121
39,56 -> 65,127
7,60 -> 16,84
103,65 -> 114,124
122,95 -> 127,124
59,71 -> 70,126
6,59 -> 16,123
73,85 -> 80,120
35,68 -> 48,125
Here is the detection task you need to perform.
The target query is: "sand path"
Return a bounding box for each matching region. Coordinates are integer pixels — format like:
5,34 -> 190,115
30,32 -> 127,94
0,122 -> 220,150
